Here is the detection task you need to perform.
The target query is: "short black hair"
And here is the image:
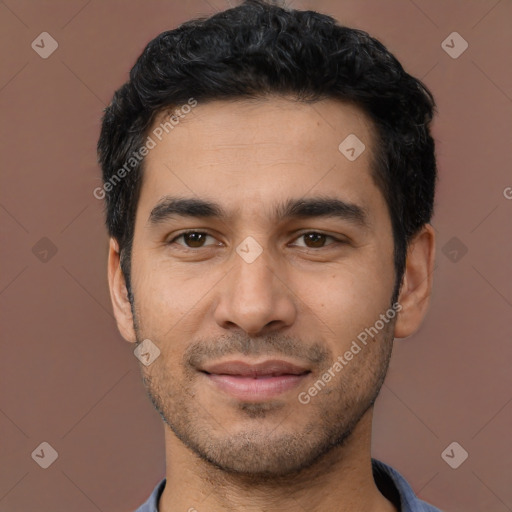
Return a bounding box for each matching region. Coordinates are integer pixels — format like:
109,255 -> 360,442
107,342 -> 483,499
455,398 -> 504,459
97,0 -> 437,304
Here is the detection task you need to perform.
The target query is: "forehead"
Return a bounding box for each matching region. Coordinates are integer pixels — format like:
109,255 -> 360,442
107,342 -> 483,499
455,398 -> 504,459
148,96 -> 376,159
139,96 -> 382,220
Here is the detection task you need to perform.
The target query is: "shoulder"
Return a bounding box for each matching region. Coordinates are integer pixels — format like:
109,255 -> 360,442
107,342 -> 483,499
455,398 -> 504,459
372,458 -> 444,512
133,477 -> 166,512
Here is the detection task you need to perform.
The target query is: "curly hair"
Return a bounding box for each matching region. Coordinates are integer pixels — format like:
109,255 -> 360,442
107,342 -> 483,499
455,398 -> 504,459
97,0 -> 437,303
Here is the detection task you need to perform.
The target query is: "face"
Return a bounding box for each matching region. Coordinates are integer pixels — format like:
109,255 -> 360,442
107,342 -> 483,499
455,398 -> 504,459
116,97 -> 401,476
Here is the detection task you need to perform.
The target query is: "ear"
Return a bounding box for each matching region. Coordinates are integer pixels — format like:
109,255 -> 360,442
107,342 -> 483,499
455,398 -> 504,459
394,224 -> 436,339
107,238 -> 137,343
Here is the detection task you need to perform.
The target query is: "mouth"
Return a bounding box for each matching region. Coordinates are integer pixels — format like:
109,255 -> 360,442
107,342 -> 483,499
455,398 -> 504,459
199,359 -> 312,401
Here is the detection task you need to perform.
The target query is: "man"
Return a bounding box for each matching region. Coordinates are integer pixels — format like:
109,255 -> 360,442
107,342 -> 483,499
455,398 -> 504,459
97,1 -> 442,510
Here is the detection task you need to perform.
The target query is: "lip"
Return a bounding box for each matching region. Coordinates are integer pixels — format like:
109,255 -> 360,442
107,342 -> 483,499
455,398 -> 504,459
200,359 -> 311,401
201,359 -> 310,377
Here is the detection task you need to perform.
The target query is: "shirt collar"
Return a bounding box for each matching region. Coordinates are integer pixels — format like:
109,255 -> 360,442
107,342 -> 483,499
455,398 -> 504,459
136,458 -> 442,512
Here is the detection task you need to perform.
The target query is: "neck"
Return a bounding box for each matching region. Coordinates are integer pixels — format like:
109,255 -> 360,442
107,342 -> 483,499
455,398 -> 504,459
158,409 -> 397,512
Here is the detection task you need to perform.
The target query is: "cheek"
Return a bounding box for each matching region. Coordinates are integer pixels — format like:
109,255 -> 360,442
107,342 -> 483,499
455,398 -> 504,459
291,260 -> 393,340
132,256 -> 222,337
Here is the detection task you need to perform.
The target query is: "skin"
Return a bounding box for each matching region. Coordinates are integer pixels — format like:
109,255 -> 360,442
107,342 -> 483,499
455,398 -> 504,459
108,96 -> 435,512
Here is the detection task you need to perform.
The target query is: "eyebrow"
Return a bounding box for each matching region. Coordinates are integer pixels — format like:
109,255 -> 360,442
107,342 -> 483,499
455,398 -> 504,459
147,195 -> 370,229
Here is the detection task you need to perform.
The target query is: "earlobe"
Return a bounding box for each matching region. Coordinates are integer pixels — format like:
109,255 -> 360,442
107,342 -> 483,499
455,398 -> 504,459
107,238 -> 137,343
393,224 -> 436,339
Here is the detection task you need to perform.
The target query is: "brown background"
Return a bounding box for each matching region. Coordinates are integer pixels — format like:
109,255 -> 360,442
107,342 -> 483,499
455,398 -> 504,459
1,1 -> 511,511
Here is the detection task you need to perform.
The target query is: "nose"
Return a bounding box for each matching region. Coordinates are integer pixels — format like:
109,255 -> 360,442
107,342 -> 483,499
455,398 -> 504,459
213,246 -> 297,336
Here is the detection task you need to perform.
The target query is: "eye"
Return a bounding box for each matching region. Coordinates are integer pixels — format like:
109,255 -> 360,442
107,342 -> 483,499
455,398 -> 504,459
291,232 -> 340,249
168,231 -> 220,248
167,230 -> 343,250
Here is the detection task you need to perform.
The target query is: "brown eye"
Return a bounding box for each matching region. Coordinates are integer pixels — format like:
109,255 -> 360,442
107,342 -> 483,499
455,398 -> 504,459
170,231 -> 217,248
293,232 -> 338,249
303,233 -> 328,248
183,232 -> 207,247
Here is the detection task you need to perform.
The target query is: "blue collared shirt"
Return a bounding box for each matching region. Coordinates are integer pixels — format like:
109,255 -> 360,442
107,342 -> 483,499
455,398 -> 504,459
134,458 -> 443,511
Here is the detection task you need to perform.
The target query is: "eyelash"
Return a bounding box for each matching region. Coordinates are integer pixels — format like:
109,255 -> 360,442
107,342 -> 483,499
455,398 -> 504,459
167,230 -> 345,250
